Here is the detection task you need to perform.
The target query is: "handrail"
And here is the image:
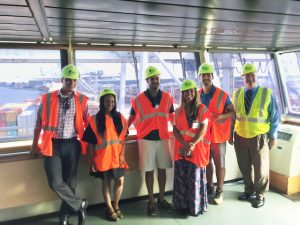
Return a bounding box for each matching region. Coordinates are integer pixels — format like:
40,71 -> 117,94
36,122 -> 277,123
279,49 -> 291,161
0,137 -> 138,163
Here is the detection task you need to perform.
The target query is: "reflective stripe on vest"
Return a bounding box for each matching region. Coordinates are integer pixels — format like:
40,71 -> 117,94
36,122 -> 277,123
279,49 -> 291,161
216,89 -> 225,111
134,96 -> 170,124
233,88 -> 241,112
179,130 -> 211,145
46,92 -> 51,122
91,116 -> 124,150
235,87 -> 269,124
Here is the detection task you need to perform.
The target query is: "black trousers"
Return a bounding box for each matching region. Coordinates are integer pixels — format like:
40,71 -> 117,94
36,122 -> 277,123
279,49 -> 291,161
44,138 -> 82,216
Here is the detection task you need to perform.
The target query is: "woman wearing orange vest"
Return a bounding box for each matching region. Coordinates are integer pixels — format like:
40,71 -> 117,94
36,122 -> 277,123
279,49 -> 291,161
82,89 -> 128,222
172,79 -> 211,216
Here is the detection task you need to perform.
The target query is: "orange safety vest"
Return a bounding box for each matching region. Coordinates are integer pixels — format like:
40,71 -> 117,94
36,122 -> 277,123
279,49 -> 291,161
89,113 -> 128,172
38,90 -> 89,156
199,87 -> 231,143
131,91 -> 173,140
174,104 -> 211,168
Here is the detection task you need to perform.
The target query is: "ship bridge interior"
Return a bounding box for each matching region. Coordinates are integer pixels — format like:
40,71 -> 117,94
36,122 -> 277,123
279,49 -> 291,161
0,0 -> 300,51
1,1 -> 300,224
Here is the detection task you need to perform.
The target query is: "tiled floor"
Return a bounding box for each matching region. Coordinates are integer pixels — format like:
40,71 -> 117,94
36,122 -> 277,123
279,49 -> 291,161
18,181 -> 300,225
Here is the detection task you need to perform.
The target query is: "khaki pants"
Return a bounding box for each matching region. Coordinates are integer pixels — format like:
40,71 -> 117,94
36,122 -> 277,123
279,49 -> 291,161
234,132 -> 269,195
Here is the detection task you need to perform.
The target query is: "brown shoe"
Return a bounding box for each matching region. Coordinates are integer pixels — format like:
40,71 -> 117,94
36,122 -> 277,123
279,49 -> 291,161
115,209 -> 124,219
106,209 -> 119,221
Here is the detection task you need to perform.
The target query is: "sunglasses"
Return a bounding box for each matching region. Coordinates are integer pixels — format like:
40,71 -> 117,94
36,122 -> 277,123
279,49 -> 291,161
62,97 -> 71,110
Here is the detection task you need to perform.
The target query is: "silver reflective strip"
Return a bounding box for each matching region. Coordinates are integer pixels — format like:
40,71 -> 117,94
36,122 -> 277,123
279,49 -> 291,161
46,93 -> 52,122
259,88 -> 268,117
234,89 -> 242,110
43,126 -> 56,131
179,130 -> 210,144
96,139 -> 123,150
135,117 -> 143,124
79,94 -> 84,104
216,90 -> 225,110
198,105 -> 207,120
142,112 -> 168,120
236,117 -> 268,123
175,108 -> 180,121
135,98 -> 143,119
167,96 -> 171,110
180,130 -> 195,137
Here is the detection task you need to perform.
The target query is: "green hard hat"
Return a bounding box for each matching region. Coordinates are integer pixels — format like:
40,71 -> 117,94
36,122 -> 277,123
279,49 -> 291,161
145,66 -> 160,79
61,64 -> 80,80
198,63 -> 214,75
181,79 -> 197,92
242,63 -> 257,75
99,88 -> 116,98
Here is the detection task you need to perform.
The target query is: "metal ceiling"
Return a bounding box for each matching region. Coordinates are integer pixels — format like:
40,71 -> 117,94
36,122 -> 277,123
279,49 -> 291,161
0,0 -> 300,50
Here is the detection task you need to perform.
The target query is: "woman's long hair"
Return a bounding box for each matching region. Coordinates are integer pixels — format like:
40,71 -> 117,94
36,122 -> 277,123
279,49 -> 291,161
180,88 -> 200,116
96,94 -> 123,136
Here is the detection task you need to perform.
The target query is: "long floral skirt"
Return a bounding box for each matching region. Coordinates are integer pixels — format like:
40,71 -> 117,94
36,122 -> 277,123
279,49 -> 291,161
172,159 -> 208,216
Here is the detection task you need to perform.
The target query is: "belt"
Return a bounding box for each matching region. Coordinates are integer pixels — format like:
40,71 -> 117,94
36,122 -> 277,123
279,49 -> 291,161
52,137 -> 78,144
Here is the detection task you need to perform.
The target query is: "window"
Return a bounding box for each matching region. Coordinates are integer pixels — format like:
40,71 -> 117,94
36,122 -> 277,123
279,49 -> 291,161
0,49 -> 61,142
75,50 -> 198,117
209,52 -> 283,112
277,52 -> 300,114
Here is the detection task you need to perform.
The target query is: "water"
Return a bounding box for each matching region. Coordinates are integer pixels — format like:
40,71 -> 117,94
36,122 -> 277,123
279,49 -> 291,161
0,87 -> 41,105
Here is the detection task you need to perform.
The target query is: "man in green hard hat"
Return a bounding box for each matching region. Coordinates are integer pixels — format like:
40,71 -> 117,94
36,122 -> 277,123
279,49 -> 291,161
128,65 -> 174,216
31,64 -> 89,225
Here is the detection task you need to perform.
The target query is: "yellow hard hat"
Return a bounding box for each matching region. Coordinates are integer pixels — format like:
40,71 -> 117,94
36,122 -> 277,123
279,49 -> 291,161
99,88 -> 116,98
198,63 -> 214,75
181,79 -> 197,92
61,64 -> 80,80
242,63 -> 257,76
145,66 -> 160,79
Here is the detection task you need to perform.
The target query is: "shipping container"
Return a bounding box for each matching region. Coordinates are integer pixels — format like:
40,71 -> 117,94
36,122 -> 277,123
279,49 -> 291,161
17,109 -> 37,137
6,129 -> 17,137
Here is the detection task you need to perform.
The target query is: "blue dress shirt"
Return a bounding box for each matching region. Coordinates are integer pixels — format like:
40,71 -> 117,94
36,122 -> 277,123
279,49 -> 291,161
244,86 -> 280,140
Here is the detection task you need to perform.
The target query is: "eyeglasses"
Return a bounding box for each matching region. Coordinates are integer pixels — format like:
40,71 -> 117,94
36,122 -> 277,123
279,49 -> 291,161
62,97 -> 71,110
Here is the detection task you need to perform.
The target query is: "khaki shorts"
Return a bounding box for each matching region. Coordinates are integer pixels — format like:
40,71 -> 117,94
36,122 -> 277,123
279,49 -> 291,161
138,139 -> 173,172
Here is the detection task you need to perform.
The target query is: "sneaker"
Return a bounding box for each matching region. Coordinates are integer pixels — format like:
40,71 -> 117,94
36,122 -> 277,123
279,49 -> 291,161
158,199 -> 172,212
207,186 -> 215,195
147,201 -> 157,216
213,190 -> 224,205
252,195 -> 265,208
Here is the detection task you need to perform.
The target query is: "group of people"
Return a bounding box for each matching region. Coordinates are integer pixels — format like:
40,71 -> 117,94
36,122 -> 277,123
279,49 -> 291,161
30,62 -> 280,225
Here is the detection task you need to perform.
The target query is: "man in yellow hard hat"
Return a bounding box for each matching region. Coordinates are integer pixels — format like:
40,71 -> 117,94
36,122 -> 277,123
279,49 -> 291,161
31,64 -> 89,225
198,63 -> 235,205
128,65 -> 174,216
231,63 -> 280,208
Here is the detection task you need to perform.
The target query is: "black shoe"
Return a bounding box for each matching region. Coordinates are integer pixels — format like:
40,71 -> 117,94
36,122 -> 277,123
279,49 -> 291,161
78,200 -> 88,225
158,199 -> 172,212
147,200 -> 157,216
59,215 -> 69,225
238,192 -> 256,201
252,195 -> 265,208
